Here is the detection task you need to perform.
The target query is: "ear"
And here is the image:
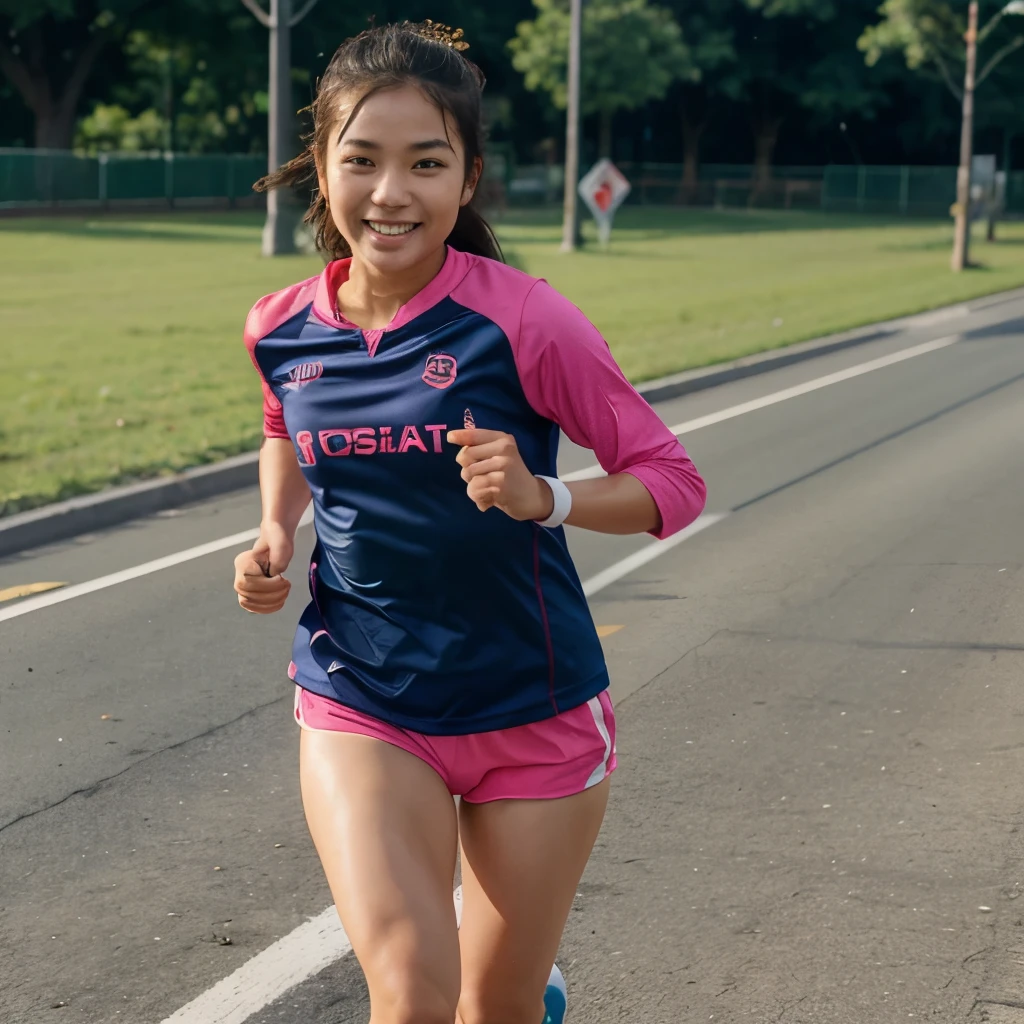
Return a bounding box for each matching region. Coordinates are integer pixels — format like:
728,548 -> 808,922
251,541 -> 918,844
461,156 -> 483,207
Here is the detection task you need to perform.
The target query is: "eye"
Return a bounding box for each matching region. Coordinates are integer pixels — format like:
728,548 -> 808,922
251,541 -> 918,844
415,159 -> 444,169
343,156 -> 374,167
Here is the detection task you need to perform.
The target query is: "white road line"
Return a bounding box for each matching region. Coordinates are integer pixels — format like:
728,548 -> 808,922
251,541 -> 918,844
582,513 -> 727,598
161,887 -> 464,1024
563,335 -> 960,483
0,335 -> 955,624
162,906 -> 350,1024
0,508 -> 314,625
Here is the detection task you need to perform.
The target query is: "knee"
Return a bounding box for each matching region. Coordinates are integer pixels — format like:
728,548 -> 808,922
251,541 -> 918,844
369,966 -> 457,1024
376,993 -> 454,1024
457,989 -> 545,1024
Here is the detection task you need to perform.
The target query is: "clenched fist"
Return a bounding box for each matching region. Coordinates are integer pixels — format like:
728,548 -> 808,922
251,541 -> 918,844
233,524 -> 294,614
447,428 -> 555,522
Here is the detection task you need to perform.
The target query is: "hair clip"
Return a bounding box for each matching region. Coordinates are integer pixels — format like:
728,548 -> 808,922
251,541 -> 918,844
417,19 -> 470,51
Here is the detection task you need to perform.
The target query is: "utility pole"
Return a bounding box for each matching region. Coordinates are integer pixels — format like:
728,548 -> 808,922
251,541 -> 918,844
952,0 -> 979,272
241,0 -> 321,255
560,0 -> 582,253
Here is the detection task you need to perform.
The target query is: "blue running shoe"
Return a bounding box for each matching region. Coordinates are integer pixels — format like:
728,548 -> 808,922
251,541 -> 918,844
544,963 -> 567,1024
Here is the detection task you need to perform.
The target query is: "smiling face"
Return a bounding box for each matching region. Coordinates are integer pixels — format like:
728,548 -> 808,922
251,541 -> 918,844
317,83 -> 481,278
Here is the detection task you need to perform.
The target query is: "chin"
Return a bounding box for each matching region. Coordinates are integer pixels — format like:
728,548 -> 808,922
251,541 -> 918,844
356,233 -> 446,273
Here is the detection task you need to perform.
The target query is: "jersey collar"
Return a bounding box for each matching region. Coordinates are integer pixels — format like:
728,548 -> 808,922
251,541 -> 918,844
312,246 -> 471,337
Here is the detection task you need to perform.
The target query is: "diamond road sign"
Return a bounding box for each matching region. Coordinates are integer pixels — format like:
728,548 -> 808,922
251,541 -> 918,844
578,159 -> 631,245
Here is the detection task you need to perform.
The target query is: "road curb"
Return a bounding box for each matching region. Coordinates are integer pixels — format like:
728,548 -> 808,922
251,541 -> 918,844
3,286 -> 1022,560
0,452 -> 260,560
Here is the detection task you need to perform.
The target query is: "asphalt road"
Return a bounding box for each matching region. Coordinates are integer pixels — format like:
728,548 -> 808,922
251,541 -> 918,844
2,294 -> 1024,1024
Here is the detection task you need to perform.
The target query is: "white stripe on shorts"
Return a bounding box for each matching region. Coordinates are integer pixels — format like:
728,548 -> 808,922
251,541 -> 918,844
584,695 -> 614,790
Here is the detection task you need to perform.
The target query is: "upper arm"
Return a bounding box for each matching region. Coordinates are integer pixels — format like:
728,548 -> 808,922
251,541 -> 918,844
244,300 -> 290,441
512,281 -> 707,538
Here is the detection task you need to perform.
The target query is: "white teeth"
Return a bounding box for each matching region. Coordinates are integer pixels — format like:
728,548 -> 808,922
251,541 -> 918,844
368,221 -> 416,236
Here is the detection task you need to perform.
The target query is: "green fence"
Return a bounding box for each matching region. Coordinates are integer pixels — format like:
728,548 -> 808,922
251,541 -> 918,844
503,162 -> 828,208
621,163 -> 826,210
3,149 -> 1023,217
501,162 -> 965,213
0,149 -> 268,209
1008,171 -> 1024,214
821,165 -> 958,215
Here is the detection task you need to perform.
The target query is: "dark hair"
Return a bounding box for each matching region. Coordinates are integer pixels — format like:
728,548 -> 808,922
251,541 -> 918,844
255,21 -> 503,263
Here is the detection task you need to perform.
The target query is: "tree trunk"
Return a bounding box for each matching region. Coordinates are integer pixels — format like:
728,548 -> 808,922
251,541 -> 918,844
678,87 -> 707,205
598,110 -> 613,160
752,117 -> 783,205
989,126 -> 1015,243
0,28 -> 109,152
680,117 -> 705,205
34,101 -> 80,150
952,0 -> 978,272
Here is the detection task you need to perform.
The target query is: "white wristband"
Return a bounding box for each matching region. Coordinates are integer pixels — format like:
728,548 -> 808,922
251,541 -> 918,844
535,475 -> 572,528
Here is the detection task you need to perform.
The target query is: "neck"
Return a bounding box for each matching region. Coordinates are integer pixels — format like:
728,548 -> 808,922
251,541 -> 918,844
339,247 -> 447,330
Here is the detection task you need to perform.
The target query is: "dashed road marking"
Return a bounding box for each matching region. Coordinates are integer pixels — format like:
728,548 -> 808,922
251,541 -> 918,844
596,625 -> 624,637
0,582 -> 67,603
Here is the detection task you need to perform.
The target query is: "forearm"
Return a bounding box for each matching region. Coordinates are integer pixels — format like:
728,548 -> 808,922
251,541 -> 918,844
259,437 -> 311,538
564,473 -> 661,535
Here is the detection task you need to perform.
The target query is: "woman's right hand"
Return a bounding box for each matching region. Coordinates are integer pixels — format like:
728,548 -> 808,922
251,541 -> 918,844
233,525 -> 294,614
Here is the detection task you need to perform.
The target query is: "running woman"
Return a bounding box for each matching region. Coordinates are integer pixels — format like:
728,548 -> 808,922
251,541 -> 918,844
233,21 -> 706,1024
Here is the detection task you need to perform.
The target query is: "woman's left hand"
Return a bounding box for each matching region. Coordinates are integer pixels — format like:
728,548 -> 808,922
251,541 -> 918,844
448,428 -> 555,522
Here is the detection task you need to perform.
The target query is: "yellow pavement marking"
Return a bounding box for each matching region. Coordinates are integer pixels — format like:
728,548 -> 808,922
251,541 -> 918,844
596,624 -> 624,638
0,582 -> 68,603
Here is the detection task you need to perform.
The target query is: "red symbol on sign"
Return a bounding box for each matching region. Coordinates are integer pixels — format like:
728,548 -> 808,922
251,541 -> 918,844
593,183 -> 613,212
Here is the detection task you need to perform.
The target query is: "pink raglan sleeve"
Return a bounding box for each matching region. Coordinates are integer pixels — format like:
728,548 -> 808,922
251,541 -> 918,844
514,280 -> 707,540
243,295 -> 295,441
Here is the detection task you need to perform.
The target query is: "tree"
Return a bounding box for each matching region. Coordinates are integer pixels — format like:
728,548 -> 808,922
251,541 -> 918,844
656,0 -> 886,198
860,0 -> 1024,101
0,0 -> 160,149
658,0 -> 737,200
509,0 -> 693,159
860,0 -> 1024,266
75,102 -> 165,153
734,0 -> 887,192
72,28 -> 269,155
978,32 -> 1024,175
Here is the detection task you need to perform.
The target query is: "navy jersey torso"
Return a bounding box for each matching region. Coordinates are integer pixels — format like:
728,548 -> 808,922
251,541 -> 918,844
249,258 -> 610,734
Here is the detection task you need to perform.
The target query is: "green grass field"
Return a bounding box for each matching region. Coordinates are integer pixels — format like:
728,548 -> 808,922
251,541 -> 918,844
3,207 -> 1024,516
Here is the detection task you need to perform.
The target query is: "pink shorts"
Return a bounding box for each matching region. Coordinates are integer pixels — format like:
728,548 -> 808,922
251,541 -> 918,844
294,686 -> 617,803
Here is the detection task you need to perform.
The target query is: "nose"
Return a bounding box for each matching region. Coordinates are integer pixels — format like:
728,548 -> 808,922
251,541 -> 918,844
370,168 -> 412,210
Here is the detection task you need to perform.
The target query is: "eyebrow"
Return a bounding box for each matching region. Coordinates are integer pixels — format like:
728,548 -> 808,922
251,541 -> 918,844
340,137 -> 453,152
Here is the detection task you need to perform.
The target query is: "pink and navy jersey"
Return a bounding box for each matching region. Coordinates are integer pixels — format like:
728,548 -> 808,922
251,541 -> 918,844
245,247 -> 706,735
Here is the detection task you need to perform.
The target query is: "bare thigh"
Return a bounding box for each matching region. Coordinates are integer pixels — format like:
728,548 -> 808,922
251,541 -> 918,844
455,779 -> 610,1024
299,729 -> 461,1024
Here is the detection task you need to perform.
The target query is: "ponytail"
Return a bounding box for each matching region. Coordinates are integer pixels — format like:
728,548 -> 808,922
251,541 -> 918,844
254,150 -> 349,261
447,201 -> 503,263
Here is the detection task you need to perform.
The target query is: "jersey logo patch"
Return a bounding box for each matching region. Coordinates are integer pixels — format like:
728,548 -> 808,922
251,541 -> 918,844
282,361 -> 324,390
422,352 -> 457,390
